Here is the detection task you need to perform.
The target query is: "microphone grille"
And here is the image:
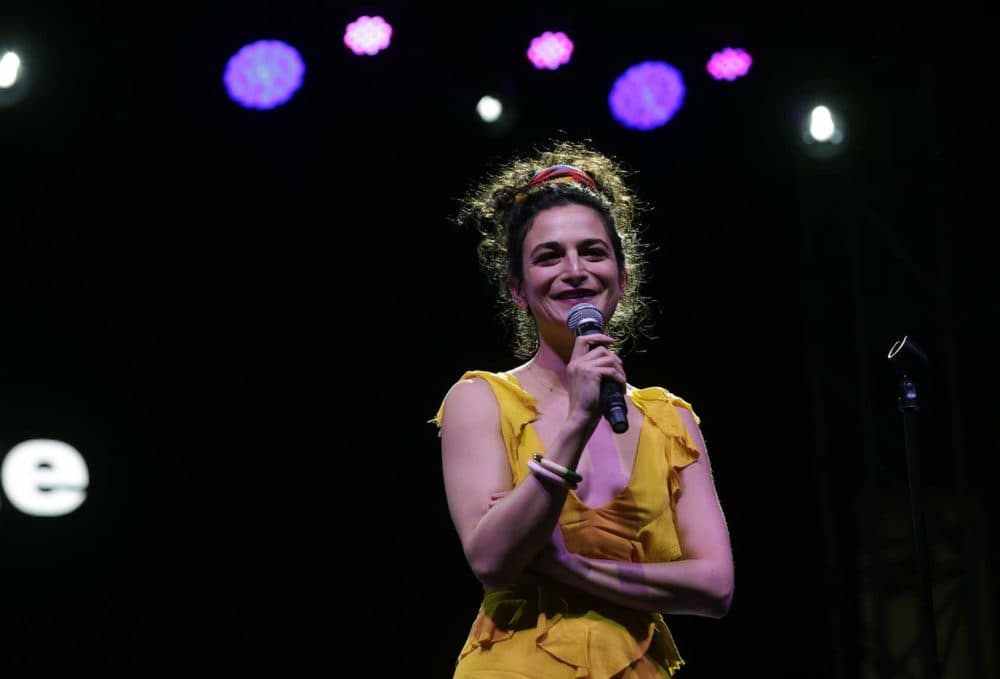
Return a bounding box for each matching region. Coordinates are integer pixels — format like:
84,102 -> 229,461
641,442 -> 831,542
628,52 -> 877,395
566,303 -> 604,332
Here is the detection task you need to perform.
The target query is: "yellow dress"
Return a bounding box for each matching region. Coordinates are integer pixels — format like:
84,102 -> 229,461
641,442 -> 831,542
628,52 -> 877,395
433,371 -> 702,679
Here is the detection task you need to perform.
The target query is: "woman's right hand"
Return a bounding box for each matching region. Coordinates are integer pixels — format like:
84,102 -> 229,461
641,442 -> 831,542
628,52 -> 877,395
565,332 -> 626,418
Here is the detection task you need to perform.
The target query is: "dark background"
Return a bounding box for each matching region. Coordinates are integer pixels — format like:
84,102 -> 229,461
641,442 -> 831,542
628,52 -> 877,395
1,1 -> 996,676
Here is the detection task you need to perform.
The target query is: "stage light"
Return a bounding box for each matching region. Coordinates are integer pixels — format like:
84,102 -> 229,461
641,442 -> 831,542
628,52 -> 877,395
608,61 -> 685,131
800,103 -> 846,159
344,15 -> 392,56
526,31 -> 574,70
707,47 -> 752,81
807,105 -> 838,141
223,39 -> 305,110
474,89 -> 518,135
0,50 -> 21,88
476,95 -> 502,123
0,48 -> 29,107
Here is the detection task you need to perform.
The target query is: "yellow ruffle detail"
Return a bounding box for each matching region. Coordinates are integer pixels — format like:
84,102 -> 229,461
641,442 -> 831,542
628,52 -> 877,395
630,387 -> 701,506
459,581 -> 683,678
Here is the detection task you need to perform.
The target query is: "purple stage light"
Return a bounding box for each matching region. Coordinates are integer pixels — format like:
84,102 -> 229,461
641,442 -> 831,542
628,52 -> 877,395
223,40 -> 305,110
527,31 -> 574,70
344,15 -> 393,56
608,61 -> 685,131
706,47 -> 752,81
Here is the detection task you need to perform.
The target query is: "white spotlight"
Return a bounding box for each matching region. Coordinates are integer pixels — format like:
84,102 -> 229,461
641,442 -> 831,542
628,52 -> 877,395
0,47 -> 29,106
800,102 -> 846,159
0,51 -> 21,88
476,95 -> 503,123
808,105 -> 843,143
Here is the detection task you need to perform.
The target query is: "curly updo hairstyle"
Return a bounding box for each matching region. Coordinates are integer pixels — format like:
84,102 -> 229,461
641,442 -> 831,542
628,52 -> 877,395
456,139 -> 655,359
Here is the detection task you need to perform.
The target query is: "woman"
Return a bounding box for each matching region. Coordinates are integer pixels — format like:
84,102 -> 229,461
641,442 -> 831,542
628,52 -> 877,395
433,140 -> 733,678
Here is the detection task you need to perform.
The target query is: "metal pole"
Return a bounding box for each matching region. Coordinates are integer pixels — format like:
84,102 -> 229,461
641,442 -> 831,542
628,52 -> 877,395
889,339 -> 940,679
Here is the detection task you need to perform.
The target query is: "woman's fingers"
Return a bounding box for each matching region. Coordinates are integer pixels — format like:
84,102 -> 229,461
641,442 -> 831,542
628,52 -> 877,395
570,332 -> 616,360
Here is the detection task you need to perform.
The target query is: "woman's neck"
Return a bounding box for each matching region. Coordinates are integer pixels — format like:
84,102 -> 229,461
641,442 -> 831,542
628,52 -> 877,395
522,341 -> 571,392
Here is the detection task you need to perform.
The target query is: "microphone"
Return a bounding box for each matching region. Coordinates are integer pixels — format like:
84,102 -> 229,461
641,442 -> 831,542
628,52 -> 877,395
566,302 -> 628,433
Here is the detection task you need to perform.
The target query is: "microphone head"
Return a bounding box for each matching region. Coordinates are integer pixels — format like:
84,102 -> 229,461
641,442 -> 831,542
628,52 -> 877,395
567,303 -> 604,334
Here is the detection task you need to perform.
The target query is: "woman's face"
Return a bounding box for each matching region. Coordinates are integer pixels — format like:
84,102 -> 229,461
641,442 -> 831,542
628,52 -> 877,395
509,203 -> 626,341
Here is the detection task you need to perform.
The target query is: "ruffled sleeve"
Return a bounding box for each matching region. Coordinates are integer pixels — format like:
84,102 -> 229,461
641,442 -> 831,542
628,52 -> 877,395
630,386 -> 702,504
430,370 -> 539,482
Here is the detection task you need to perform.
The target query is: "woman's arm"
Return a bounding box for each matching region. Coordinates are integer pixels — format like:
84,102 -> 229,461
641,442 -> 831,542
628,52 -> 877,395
440,377 -> 599,588
528,406 -> 734,617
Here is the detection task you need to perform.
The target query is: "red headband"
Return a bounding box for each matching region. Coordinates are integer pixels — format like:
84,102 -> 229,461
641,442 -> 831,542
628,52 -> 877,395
512,164 -> 598,203
524,164 -> 598,191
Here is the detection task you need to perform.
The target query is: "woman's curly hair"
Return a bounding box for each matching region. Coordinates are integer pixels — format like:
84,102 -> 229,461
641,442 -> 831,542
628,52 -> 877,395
455,139 -> 655,358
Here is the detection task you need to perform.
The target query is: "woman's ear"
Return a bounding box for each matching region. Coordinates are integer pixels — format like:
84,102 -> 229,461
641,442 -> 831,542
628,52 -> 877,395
508,279 -> 527,310
618,268 -> 629,300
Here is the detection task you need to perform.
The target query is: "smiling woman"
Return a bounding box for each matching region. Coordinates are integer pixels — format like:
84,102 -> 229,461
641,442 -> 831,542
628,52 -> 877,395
431,139 -> 735,678
457,142 -> 654,360
511,203 -> 627,349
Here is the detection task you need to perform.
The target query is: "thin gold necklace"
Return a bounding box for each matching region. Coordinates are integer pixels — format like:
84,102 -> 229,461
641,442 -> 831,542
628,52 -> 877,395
523,369 -> 567,396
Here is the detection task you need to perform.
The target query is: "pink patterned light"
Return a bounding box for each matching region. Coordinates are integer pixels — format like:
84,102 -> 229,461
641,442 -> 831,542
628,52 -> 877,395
344,15 -> 393,56
706,47 -> 752,81
526,31 -> 574,70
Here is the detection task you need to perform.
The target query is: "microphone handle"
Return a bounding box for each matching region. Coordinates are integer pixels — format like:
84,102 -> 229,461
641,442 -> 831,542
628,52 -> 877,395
574,322 -> 629,433
600,378 -> 629,433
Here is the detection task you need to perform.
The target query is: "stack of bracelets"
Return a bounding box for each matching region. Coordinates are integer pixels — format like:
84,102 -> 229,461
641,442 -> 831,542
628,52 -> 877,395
528,453 -> 584,490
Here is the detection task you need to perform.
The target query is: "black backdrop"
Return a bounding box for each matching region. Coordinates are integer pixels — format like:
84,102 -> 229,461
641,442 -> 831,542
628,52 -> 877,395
1,1 -> 997,676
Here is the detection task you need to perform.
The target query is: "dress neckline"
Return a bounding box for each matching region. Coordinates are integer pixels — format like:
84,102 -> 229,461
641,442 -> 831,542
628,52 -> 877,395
506,372 -> 646,512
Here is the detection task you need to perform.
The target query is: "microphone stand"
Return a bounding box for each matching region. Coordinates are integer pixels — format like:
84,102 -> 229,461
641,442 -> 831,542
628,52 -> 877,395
886,336 -> 940,679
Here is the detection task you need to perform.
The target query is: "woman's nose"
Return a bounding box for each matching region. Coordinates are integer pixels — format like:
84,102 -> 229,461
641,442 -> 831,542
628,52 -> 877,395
563,252 -> 583,274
